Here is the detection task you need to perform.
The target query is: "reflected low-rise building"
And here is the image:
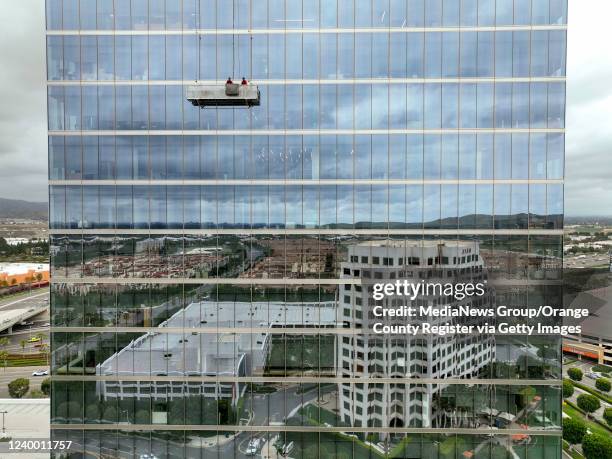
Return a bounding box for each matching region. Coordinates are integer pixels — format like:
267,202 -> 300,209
563,285 -> 612,365
97,301 -> 338,407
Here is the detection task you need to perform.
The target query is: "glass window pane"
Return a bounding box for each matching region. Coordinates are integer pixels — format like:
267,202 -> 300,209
460,0 -> 477,26
49,137 -> 65,180
80,0 -> 97,28
47,36 -> 63,80
97,0 -> 114,29
512,133 -> 529,179
513,31 -> 530,77
48,87 -> 64,130
514,0 -> 531,25
81,36 -> 97,79
442,0 -> 460,26
547,133 -> 564,180
63,0 -> 79,29
494,134 -> 511,179
442,32 -> 459,78
407,0 -> 424,27
495,32 -> 513,77
63,36 -> 80,80
477,0 -> 495,25
476,134 -> 493,179
407,33 -> 424,77
424,33 -> 441,78
460,32 -> 477,77
477,32 -> 494,77
425,0 -> 442,26
46,0 -> 62,29
496,0 -> 513,25
132,0 -> 149,29
550,0 -> 568,24
532,0 -> 550,24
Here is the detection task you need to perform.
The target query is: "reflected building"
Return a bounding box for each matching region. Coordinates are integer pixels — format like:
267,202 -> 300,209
339,240 -> 495,430
47,0 -> 567,457
97,301 -> 337,413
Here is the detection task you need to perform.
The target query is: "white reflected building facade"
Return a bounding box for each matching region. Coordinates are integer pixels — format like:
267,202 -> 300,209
339,240 -> 495,429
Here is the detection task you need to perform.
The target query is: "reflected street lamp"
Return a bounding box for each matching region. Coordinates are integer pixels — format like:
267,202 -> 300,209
0,410 -> 7,437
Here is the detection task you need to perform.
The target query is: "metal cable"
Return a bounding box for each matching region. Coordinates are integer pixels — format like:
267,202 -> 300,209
232,0 -> 236,77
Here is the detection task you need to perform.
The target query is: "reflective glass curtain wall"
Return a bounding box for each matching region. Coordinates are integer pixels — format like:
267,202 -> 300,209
47,1 -> 566,457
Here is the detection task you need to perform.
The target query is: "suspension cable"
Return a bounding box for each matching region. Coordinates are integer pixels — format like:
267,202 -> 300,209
232,0 -> 236,78
237,0 -> 241,77
196,0 -> 200,82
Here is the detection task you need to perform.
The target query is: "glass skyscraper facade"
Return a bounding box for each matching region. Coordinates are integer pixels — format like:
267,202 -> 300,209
47,1 -> 567,457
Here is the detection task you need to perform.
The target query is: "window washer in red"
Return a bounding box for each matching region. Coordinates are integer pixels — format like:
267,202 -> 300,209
226,77 -> 233,84
241,77 -> 248,85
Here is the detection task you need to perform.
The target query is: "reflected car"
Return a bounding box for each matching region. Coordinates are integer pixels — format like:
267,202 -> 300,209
245,438 -> 263,456
31,369 -> 48,376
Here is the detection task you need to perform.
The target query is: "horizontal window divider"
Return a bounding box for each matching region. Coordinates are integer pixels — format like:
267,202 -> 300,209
48,228 -> 564,236
48,128 -> 566,136
50,375 -> 561,386
47,77 -> 566,85
46,24 -> 567,36
50,277 -> 358,285
49,179 -> 564,186
50,326 -> 356,334
50,277 -> 560,286
48,424 -> 562,436
49,323 -> 562,334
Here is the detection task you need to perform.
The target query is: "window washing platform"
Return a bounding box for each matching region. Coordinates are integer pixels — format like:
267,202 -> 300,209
186,84 -> 261,108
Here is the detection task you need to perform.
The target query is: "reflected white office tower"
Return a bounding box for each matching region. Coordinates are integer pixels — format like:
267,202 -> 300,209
338,241 -> 495,430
